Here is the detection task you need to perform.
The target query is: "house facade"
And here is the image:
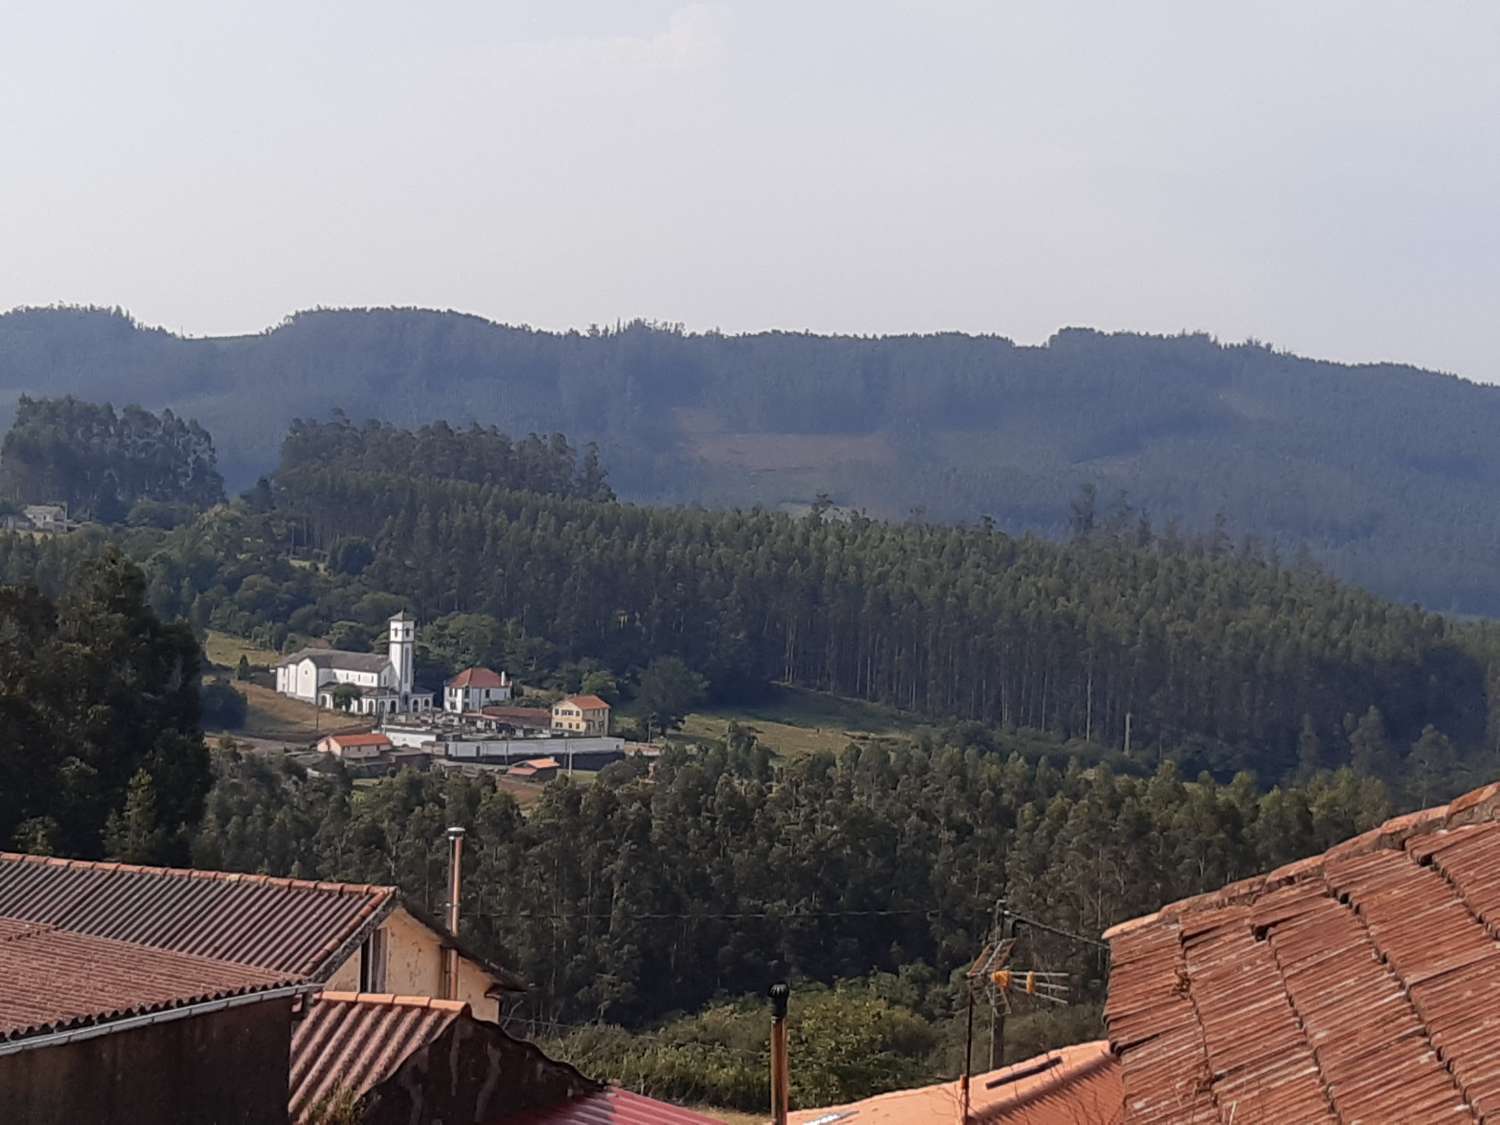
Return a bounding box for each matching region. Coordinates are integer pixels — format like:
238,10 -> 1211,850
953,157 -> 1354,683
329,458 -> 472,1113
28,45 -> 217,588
444,667 -> 512,713
275,612 -> 434,716
316,732 -> 393,760
551,695 -> 610,735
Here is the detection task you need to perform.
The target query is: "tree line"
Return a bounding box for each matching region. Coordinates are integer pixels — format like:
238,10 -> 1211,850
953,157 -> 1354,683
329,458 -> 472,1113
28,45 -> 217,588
10,305 -> 1500,613
0,395 -> 224,521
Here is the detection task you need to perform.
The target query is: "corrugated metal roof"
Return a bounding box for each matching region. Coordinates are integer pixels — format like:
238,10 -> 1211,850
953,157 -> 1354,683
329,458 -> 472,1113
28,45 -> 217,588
0,916 -> 303,1043
789,1040 -> 1122,1124
289,992 -> 466,1122
496,1088 -> 725,1124
1105,779 -> 1500,1123
0,852 -> 396,979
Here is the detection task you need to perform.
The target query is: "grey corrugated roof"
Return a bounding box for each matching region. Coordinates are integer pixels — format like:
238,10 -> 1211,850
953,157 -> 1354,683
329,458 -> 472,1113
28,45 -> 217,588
277,648 -> 392,674
0,853 -> 397,980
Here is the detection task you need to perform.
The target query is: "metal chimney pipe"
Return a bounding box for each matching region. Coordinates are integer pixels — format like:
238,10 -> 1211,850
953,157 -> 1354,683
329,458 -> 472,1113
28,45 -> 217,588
445,826 -> 465,1000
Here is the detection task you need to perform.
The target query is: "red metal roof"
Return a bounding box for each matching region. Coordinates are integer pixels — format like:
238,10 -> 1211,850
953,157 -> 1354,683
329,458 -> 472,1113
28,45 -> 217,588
289,992 -> 466,1122
449,667 -> 506,689
495,1088 -> 724,1124
325,732 -> 393,749
0,917 -> 304,1044
0,852 -> 396,979
790,1040 -> 1122,1124
1105,779 -> 1500,1123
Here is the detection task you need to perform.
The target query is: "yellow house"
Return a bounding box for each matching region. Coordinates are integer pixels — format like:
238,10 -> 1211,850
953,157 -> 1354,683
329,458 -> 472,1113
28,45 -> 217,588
551,694 -> 611,735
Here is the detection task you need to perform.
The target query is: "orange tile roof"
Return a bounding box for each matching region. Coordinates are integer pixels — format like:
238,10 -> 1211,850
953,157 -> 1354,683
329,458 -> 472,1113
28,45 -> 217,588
0,852 -> 396,979
1104,779 -> 1500,1123
557,695 -> 609,711
448,667 -> 506,689
789,1040 -> 1121,1124
325,732 -> 393,750
0,918 -> 307,1045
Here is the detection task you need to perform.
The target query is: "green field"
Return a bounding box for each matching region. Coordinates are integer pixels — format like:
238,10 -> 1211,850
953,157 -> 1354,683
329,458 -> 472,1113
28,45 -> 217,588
203,629 -> 281,672
672,685 -> 933,759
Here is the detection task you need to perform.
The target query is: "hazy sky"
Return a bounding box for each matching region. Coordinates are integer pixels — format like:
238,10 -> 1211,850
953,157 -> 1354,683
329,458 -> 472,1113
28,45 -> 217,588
3,1 -> 1497,380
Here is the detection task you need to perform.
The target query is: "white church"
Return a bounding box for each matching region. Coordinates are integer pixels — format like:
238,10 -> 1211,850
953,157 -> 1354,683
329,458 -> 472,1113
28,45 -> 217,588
274,611 -> 435,716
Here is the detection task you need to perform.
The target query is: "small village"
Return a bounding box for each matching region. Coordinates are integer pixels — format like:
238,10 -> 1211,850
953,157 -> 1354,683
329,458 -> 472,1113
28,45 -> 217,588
269,612 -> 645,786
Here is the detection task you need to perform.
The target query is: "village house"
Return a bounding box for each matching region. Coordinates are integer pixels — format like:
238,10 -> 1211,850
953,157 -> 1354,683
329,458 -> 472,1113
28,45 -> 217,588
316,731 -> 394,760
444,666 -> 512,713
551,694 -> 610,735
0,851 -> 524,1024
274,611 -> 434,716
507,757 -> 561,783
22,503 -> 70,533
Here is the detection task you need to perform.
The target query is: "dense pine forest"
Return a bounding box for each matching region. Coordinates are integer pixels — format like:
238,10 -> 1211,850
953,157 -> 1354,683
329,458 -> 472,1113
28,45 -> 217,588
7,305 -> 1500,613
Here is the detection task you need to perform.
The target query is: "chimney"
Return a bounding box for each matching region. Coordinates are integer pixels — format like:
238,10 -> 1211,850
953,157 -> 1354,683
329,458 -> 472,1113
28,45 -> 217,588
445,826 -> 465,1000
768,982 -> 790,1125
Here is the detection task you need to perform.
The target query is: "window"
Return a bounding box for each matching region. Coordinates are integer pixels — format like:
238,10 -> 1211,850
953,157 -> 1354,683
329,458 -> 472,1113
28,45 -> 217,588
359,927 -> 388,992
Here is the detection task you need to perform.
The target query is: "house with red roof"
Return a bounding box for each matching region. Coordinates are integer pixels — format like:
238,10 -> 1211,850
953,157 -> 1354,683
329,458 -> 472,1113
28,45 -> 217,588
317,731 -> 394,760
445,667 -> 512,714
551,695 -> 610,736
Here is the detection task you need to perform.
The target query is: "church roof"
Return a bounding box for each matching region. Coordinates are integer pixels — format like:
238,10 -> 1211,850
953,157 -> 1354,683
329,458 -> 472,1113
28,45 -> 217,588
276,648 -> 391,674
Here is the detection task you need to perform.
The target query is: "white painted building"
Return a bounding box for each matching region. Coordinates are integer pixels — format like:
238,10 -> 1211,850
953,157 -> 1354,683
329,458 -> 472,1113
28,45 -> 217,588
274,612 -> 435,717
444,667 -> 512,713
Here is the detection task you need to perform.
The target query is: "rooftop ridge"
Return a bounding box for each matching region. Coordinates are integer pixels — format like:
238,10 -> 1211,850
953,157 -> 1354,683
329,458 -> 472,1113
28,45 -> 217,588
0,851 -> 398,899
318,990 -> 468,1014
1104,778 -> 1500,940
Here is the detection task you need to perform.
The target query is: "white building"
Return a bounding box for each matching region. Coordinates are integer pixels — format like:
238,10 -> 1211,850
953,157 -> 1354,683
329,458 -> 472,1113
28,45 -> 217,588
274,612 -> 435,717
444,667 -> 512,713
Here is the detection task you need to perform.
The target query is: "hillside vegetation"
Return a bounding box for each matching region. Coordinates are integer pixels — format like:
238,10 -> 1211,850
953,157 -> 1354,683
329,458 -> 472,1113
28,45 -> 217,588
5,306 -> 1500,612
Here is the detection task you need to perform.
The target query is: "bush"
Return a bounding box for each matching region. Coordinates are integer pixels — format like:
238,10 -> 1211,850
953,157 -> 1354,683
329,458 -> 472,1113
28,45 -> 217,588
201,679 -> 248,729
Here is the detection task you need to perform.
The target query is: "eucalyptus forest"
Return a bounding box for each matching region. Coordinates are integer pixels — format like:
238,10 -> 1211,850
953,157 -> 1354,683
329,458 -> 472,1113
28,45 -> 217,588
2,400 -> 1498,1107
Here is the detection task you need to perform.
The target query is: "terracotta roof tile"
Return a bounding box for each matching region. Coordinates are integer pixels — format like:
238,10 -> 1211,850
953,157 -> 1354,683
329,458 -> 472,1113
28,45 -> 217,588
789,1040 -> 1122,1124
556,696 -> 609,711
1106,779 -> 1500,1123
0,852 -> 397,979
0,918 -> 305,1044
448,667 -> 505,689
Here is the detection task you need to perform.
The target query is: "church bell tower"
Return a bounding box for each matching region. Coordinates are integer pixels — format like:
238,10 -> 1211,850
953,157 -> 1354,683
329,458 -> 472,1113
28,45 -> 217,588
388,612 -> 416,695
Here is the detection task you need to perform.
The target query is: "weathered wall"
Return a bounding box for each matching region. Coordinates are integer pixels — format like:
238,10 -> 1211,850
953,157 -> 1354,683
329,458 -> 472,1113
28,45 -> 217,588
0,998 -> 291,1125
383,908 -> 501,1022
361,1015 -> 595,1125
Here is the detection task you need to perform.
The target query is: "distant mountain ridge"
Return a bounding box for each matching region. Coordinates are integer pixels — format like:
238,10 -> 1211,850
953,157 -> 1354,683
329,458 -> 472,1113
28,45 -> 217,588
3,304 -> 1499,614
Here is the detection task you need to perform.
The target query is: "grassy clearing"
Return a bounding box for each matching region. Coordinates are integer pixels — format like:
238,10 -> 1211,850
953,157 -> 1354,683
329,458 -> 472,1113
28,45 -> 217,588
230,682 -> 369,743
673,685 -> 933,759
203,629 -> 280,671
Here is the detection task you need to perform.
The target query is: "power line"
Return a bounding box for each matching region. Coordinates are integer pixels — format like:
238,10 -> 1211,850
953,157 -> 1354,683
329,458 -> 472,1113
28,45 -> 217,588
472,906 -> 944,921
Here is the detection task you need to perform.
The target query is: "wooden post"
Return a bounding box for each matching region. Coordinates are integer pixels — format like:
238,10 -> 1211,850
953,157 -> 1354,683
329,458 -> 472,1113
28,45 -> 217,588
769,983 -> 790,1125
960,985 -> 974,1122
445,827 -> 465,999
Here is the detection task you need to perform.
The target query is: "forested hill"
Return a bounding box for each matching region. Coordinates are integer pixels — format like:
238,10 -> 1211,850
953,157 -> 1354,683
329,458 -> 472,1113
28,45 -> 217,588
5,304 -> 1500,613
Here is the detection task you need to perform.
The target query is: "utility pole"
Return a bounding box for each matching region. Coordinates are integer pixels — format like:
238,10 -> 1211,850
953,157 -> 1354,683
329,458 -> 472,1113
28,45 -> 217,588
768,982 -> 790,1125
